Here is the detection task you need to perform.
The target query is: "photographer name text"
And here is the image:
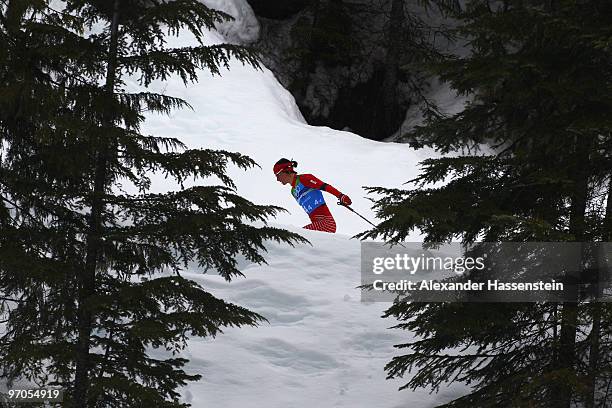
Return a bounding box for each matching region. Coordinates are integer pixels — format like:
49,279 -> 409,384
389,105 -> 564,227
373,279 -> 564,292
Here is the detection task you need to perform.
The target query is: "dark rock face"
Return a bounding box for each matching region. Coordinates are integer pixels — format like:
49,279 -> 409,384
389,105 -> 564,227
246,0 -> 312,19
251,1 -> 441,141
301,67 -> 407,141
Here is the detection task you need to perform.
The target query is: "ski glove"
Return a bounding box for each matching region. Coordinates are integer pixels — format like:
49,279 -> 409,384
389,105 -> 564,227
339,194 -> 352,206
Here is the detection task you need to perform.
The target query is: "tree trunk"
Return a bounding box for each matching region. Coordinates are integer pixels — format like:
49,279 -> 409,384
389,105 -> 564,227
556,301 -> 578,407
585,177 -> 612,408
374,0 -> 404,138
5,0 -> 28,34
554,135 -> 592,408
586,283 -> 602,408
73,1 -> 120,406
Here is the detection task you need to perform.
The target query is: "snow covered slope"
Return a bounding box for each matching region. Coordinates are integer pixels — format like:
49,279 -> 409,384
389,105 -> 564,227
128,12 -> 469,408
179,227 -> 469,408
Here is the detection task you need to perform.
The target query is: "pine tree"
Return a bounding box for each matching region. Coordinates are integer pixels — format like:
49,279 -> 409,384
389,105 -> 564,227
358,1 -> 612,406
0,1 -> 306,406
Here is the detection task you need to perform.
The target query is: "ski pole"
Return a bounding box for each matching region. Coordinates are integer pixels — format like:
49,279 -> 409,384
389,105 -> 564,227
339,201 -> 377,228
339,201 -> 407,248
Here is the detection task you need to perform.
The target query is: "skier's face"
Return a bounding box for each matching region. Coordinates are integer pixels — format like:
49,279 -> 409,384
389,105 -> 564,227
276,171 -> 294,185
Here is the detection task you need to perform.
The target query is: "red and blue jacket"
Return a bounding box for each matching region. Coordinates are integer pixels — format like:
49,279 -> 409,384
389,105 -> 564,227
291,174 -> 342,215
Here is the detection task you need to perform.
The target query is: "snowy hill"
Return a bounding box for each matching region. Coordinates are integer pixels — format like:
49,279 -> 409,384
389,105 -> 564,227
126,9 -> 469,407
179,228 -> 469,407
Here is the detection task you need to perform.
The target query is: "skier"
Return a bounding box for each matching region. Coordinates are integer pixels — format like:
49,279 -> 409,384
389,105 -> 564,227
273,158 -> 352,233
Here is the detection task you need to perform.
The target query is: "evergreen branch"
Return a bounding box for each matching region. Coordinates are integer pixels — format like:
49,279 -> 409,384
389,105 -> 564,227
120,44 -> 261,87
115,148 -> 258,188
116,130 -> 186,154
122,0 -> 234,43
118,92 -> 192,116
